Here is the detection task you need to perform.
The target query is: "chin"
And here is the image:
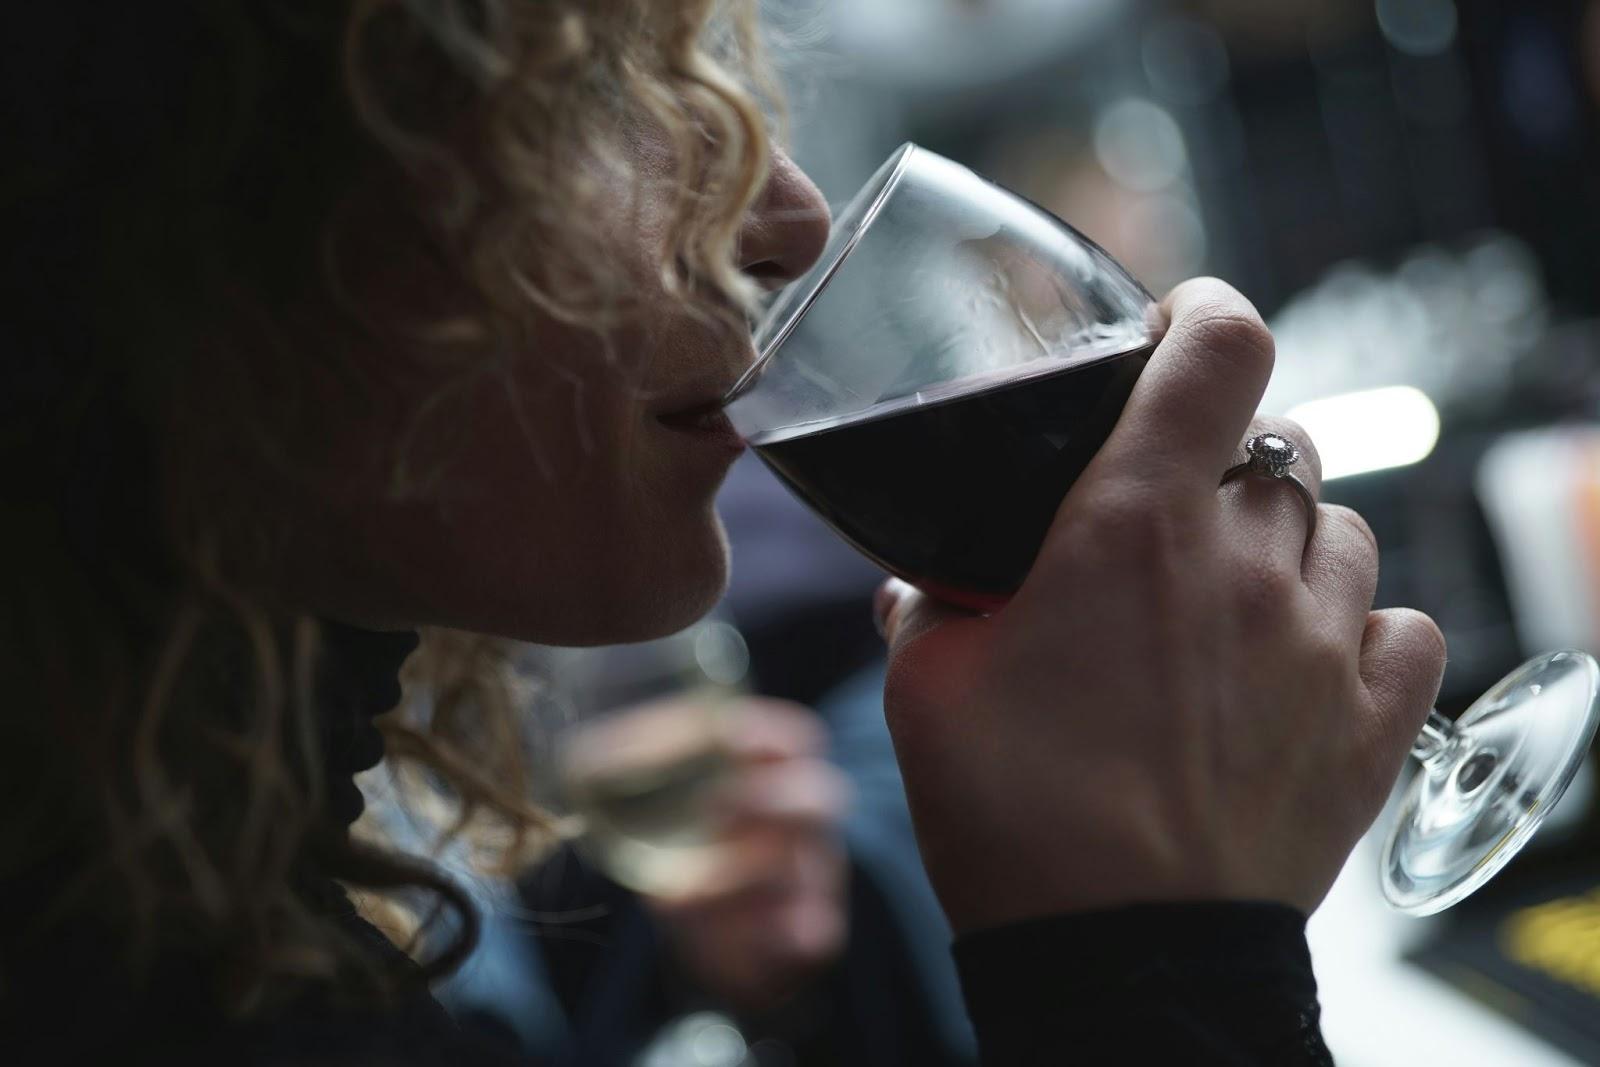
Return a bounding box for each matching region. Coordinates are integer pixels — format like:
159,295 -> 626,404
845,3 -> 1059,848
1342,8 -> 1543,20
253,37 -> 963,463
357,486 -> 736,650
633,516 -> 733,640
540,511 -> 733,648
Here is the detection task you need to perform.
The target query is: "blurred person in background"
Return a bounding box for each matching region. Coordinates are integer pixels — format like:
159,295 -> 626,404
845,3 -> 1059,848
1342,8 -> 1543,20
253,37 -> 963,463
425,474 -> 963,1064
380,660 -> 881,1065
490,685 -> 972,1065
4,4 -> 1446,1067
466,601 -> 971,1063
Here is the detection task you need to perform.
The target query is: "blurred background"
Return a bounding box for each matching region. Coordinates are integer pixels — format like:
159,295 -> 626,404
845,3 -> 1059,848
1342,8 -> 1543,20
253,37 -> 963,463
750,0 -> 1600,1064
442,2 -> 1600,1064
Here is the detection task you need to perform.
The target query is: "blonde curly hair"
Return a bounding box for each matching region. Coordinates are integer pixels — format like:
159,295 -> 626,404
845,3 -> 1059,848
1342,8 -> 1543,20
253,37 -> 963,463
2,0 -> 780,1018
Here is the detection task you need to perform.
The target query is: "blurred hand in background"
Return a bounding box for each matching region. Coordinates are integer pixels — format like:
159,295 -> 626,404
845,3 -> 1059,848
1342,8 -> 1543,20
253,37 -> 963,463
577,696 -> 854,1012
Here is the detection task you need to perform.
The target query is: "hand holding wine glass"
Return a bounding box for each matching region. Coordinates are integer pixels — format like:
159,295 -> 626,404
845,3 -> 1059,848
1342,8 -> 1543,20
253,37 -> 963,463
733,145 -> 1598,921
875,278 -> 1448,932
640,697 -> 851,1012
562,694 -> 851,1009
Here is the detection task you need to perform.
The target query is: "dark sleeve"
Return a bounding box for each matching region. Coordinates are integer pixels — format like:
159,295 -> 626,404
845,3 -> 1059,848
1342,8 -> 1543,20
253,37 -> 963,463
952,901 -> 1333,1066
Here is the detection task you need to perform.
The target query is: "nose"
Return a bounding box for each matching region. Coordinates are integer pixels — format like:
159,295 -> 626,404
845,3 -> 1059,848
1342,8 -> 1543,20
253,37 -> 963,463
738,149 -> 831,289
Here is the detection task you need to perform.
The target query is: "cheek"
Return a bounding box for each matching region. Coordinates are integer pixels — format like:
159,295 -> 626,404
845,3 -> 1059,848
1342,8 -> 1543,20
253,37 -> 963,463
294,329 -> 740,645
416,384 -> 735,645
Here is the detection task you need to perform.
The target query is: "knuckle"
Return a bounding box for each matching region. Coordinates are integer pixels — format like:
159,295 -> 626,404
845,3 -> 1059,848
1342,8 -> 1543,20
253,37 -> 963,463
1398,609 -> 1448,670
1370,606 -> 1447,667
1322,504 -> 1378,553
1173,301 -> 1275,377
1363,610 -> 1447,731
1231,556 -> 1301,619
1320,505 -> 1380,572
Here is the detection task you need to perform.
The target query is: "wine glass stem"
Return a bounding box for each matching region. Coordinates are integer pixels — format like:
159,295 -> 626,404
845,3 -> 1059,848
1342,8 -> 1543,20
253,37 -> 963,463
1411,709 -> 1458,768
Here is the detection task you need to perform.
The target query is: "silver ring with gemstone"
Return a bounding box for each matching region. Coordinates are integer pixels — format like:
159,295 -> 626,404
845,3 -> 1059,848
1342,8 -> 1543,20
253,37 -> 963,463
1220,432 -> 1318,545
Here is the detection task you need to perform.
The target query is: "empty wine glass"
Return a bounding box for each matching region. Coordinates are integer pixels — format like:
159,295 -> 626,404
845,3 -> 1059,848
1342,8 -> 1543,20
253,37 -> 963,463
1382,650 -> 1600,914
724,143 -> 1600,914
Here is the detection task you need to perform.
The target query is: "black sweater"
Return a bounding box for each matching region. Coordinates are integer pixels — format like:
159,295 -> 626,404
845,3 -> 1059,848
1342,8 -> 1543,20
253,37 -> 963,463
954,902 -> 1332,1065
5,625 -> 1332,1063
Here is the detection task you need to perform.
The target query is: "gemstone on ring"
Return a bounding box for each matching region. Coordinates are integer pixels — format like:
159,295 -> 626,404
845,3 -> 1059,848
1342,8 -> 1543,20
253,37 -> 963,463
1245,433 -> 1301,479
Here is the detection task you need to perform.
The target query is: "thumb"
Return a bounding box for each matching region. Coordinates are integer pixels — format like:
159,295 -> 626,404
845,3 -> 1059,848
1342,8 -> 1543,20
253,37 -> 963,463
874,578 -> 975,652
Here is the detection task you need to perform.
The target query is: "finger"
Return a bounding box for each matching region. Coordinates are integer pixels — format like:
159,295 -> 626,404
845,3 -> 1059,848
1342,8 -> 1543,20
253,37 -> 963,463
560,699 -> 723,780
658,815 -> 844,906
650,834 -> 846,953
1302,505 -> 1380,646
719,760 -> 853,832
725,698 -> 829,763
1358,608 -> 1447,769
1217,416 -> 1323,574
770,844 -> 849,961
1084,278 -> 1275,501
876,578 -> 979,653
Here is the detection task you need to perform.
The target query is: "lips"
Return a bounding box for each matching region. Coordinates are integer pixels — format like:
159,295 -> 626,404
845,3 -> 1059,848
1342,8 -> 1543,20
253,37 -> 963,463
659,402 -> 736,435
656,392 -> 747,452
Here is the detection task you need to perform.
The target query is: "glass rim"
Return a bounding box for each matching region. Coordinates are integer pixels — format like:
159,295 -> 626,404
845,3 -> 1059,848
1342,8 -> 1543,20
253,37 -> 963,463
721,141 -> 920,407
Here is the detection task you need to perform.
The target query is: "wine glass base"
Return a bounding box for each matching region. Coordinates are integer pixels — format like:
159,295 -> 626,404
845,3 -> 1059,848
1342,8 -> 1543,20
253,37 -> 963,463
1380,651 -> 1600,915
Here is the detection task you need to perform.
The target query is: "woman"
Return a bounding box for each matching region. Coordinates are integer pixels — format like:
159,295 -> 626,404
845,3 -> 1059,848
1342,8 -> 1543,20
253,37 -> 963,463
3,2 -> 1445,1063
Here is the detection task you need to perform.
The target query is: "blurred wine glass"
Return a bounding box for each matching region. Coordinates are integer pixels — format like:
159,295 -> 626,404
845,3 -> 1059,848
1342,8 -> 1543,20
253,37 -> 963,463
549,619 -> 755,900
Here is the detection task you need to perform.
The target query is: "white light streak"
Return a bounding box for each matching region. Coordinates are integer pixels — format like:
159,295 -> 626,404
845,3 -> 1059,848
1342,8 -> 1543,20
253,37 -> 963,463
1285,386 -> 1441,480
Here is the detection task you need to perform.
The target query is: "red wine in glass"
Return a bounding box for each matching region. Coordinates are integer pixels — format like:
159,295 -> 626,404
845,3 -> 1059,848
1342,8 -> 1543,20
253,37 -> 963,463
750,342 -> 1153,611
732,144 -> 1600,917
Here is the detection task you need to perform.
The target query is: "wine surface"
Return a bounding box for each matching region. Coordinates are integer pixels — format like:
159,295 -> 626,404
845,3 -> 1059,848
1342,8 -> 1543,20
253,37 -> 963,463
751,343 -> 1153,608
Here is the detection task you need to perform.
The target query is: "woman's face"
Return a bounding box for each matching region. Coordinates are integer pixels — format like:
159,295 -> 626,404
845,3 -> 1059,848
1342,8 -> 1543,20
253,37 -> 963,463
271,148 -> 830,646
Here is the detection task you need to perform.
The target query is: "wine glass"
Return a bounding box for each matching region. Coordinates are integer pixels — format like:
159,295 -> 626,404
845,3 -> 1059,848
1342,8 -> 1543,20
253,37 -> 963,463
726,143 -> 1156,611
543,618 -> 753,899
1381,650 -> 1599,914
722,142 -> 1600,914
